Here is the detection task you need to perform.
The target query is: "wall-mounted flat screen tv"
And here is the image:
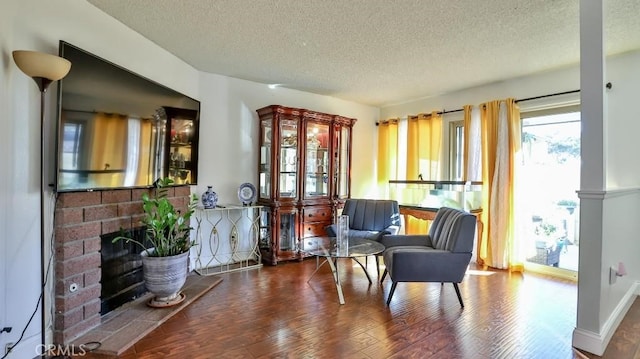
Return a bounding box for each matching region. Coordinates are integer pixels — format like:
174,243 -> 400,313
56,41 -> 200,192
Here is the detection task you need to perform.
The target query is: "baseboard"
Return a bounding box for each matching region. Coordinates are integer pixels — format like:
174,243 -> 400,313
572,280 -> 640,356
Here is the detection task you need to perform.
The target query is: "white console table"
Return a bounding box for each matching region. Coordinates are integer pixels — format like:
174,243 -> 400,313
192,204 -> 263,275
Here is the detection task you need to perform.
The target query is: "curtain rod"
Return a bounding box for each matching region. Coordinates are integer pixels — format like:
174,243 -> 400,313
515,89 -> 580,103
438,89 -> 581,114
376,89 -> 581,125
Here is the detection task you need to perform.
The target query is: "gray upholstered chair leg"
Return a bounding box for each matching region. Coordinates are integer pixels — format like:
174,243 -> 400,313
453,283 -> 464,307
386,281 -> 397,305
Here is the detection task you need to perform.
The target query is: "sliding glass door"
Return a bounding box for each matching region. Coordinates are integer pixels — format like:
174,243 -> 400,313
519,109 -> 580,273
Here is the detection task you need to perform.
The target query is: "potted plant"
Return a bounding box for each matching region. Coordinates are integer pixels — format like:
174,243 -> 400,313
114,177 -> 198,307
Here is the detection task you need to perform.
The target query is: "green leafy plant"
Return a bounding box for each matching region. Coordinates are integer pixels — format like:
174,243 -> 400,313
113,177 -> 198,257
535,222 -> 557,237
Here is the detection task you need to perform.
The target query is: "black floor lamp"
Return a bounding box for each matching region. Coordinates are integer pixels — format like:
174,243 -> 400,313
12,50 -> 71,345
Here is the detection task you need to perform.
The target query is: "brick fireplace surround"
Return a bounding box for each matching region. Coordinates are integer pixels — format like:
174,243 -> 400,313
53,185 -> 191,344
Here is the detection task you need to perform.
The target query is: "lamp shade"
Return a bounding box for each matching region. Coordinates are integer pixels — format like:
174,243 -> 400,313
12,50 -> 71,81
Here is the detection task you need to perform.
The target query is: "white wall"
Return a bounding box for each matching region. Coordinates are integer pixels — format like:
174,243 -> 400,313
575,49 -> 640,356
195,72 -> 380,204
578,49 -> 640,354
605,50 -> 640,189
0,1 -> 378,356
601,191 -> 640,315
0,1 -> 17,356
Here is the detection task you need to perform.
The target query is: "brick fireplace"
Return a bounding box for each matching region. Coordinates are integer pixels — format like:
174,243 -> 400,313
53,185 -> 191,344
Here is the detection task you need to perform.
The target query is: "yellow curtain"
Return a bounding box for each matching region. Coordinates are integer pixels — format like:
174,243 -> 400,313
88,113 -> 128,187
405,111 -> 442,234
89,113 -> 127,170
377,119 -> 399,196
478,99 -> 522,271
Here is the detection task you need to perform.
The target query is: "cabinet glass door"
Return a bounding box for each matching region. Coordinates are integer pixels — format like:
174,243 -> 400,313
165,107 -> 198,186
279,212 -> 297,251
259,119 -> 272,199
279,119 -> 298,198
336,125 -> 351,198
168,118 -> 194,185
304,122 -> 330,198
259,207 -> 271,249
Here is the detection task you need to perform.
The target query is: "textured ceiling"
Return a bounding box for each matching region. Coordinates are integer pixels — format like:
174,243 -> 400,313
86,0 -> 640,107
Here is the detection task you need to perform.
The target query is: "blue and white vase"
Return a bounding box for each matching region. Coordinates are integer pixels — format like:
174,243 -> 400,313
201,186 -> 218,209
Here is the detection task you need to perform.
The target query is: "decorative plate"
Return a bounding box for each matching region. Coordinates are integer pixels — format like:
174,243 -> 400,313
238,182 -> 257,205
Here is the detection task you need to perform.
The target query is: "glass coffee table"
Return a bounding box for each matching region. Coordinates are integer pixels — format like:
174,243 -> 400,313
303,236 -> 385,304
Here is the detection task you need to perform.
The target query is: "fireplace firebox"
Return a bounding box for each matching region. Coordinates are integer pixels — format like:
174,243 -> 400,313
100,227 -> 151,315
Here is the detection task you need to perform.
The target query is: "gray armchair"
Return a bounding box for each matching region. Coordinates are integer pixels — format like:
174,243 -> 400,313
380,207 -> 476,307
325,199 -> 401,277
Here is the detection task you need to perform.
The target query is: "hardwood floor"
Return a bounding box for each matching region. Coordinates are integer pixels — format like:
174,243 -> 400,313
79,259 -> 589,358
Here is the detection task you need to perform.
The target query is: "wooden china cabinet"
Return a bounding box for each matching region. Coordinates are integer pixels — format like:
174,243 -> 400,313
164,106 -> 199,185
256,105 -> 356,265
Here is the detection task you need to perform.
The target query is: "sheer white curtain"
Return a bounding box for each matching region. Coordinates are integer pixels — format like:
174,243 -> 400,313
465,99 -> 523,270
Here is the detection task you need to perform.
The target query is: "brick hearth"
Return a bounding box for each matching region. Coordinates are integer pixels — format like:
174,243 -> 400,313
53,185 -> 192,344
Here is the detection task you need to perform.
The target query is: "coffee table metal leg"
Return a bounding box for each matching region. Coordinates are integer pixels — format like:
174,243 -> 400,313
306,256 -> 345,304
326,257 -> 345,304
307,257 -> 328,281
352,257 -> 372,284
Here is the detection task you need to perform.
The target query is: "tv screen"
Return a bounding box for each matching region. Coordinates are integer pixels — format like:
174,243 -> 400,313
56,41 -> 200,192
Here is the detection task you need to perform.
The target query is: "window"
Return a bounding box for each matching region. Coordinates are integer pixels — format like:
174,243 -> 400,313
449,120 -> 464,181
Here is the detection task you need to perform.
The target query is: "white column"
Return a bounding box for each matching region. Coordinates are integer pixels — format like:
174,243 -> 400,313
579,0 -> 606,191
573,0 -> 607,356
